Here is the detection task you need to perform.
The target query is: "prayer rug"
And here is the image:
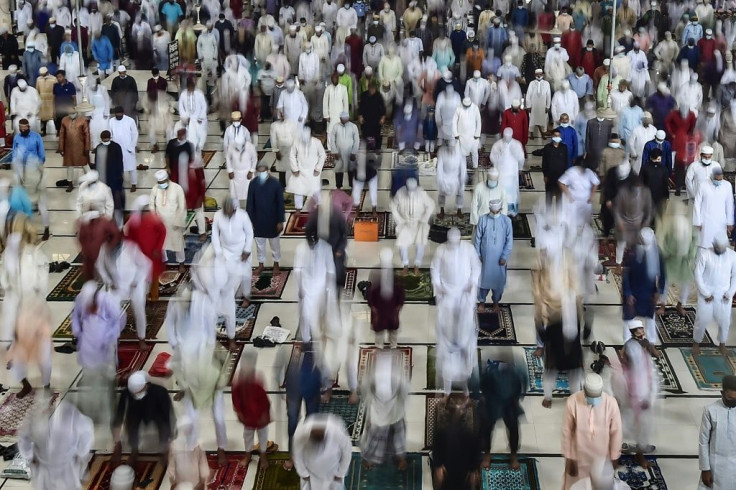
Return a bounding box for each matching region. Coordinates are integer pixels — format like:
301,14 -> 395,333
656,306 -> 714,346
430,212 -> 474,238
158,264 -> 191,297
206,451 -> 248,487
86,454 -> 166,489
512,213 -> 532,239
425,346 -> 483,390
424,394 -> 479,449
165,234 -> 209,264
358,346 -> 412,383
592,214 -> 607,237
616,455 -> 668,490
477,305 -> 517,345
481,456 -> 541,490
467,153 -> 492,168
0,148 -> 11,163
53,301 -> 166,340
348,212 -> 388,238
284,211 -> 309,235
324,152 -> 336,169
665,283 -> 698,306
252,452 -> 302,490
319,391 -> 366,444
215,303 -> 259,341
263,137 -> 271,150
281,343 -> 342,388
283,192 -> 329,211
114,341 -> 154,387
0,391 -> 60,439
520,170 -> 534,190
680,347 -> 736,390
343,268 -> 357,299
396,269 -> 434,302
217,341 -> 244,385
385,212 -> 397,239
524,347 -> 570,394
654,350 -> 684,394
201,150 -> 216,167
251,268 -> 291,299
344,452 -> 423,489
598,239 -> 621,267
725,171 -> 736,190
46,265 -> 85,301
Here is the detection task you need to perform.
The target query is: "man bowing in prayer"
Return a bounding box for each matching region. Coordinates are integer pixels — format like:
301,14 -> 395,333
292,414 -> 352,489
474,199 -> 513,313
698,375 -> 736,490
150,170 -> 188,272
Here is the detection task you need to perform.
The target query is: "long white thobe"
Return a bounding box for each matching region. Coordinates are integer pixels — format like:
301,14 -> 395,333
10,87 -> 41,121
254,33 -> 273,64
226,142 -> 258,201
628,49 -> 650,96
378,55 -> 404,87
59,53 -> 82,88
698,400 -> 736,490
286,136 -> 326,196
323,83 -> 349,134
284,35 -> 302,73
694,180 -> 735,248
294,240 -> 336,341
435,91 -> 461,141
223,123 -> 251,154
298,52 -> 320,82
436,144 -> 467,199
551,89 -> 580,125
197,31 -> 219,61
178,89 -> 208,124
628,124 -> 657,173
312,34 -> 330,64
679,82 -> 704,117
527,79 -> 551,128
390,187 -> 436,247
694,248 -> 736,342
686,160 -> 719,199
270,119 -> 298,173
431,242 -> 481,383
108,115 -> 138,172
277,89 -> 309,124
611,54 -> 631,82
150,182 -> 187,253
490,138 -> 525,207
292,415 -> 352,490
544,48 -> 570,87
76,181 -> 114,218
610,90 -> 633,116
88,86 -> 111,147
453,104 -> 481,156
327,122 -> 359,173
465,77 -> 491,108
211,208 -> 254,297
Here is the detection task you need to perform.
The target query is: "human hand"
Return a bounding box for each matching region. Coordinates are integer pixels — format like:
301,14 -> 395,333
499,258 -> 506,266
627,296 -> 636,306
293,171 -> 300,177
313,170 -> 319,176
276,222 -> 284,233
228,172 -> 234,179
566,459 -> 578,477
241,251 -> 250,261
701,470 -> 714,487
276,151 -> 282,160
705,295 -> 714,303
247,171 -> 254,180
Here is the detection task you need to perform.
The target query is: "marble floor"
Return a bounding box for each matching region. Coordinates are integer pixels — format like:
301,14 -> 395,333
0,88 -> 720,489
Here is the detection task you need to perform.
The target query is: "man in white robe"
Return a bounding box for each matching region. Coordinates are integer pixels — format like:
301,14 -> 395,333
378,45 -> 404,99
287,127 -> 326,212
177,79 -> 208,154
698,375 -> 736,490
465,70 -> 491,109
254,24 -> 274,65
75,171 -> 114,218
270,113 -> 298,187
299,43 -> 322,122
558,160 -> 600,229
327,112 -> 359,190
292,414 -> 352,490
226,137 -> 258,207
686,146 -> 719,200
223,111 -> 252,154
693,164 -> 734,249
197,23 -> 219,85
490,128 -> 525,216
431,227 -> 481,395
312,26 -> 331,77
436,138 -> 467,218
108,106 -> 139,191
551,80 -> 580,125
150,170 -> 187,269
470,168 -> 508,225
294,234 -> 336,343
323,72 -> 349,135
391,177 -> 435,274
435,84 -> 461,144
545,38 -> 570,90
10,80 -> 41,133
453,97 -> 482,168
628,42 -> 650,97
628,112 -> 657,173
277,79 -> 308,126
527,69 -> 551,139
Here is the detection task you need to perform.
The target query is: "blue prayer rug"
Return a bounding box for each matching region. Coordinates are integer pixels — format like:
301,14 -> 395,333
481,456 -> 540,490
524,347 -> 569,394
215,303 -> 259,341
344,452 -> 423,490
616,455 -> 668,489
680,347 -> 736,390
165,233 -> 208,264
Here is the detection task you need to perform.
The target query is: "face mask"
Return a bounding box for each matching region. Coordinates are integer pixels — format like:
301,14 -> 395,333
153,75 -> 159,80
536,76 -> 542,80
116,115 -> 123,120
560,122 -> 569,128
101,140 -> 111,145
132,389 -> 147,400
715,242 -> 728,254
27,47 -> 34,52
587,46 -> 593,51
233,121 -> 241,127
585,396 -> 601,407
609,142 -> 620,149
651,159 -> 661,166
486,179 -> 498,188
597,117 -> 605,122
258,171 -> 268,181
554,43 -> 561,49
552,136 -> 562,143
703,158 -> 712,165
50,22 -> 56,27
713,178 -> 722,186
406,180 -> 418,191
158,182 -> 169,189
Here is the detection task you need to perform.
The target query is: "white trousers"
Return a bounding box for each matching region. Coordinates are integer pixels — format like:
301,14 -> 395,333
663,280 -> 691,305
294,194 -> 305,210
192,206 -> 206,233
255,237 -> 282,263
67,165 -> 91,183
126,169 -> 138,186
114,283 -> 148,340
352,177 -> 378,207
694,295 -> 732,343
243,427 -> 269,453
183,392 -> 227,449
438,191 -> 464,210
399,245 -> 425,267
13,339 -> 52,386
375,330 -> 398,349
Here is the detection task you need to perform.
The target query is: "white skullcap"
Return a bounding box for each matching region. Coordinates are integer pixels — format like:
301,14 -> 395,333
117,65 -> 127,72
447,227 -> 461,242
487,167 -> 499,179
443,71 -> 452,82
127,371 -> 148,393
154,24 -> 162,32
0,26 -> 7,34
462,97 -> 471,106
504,54 -> 512,61
708,105 -> 717,113
701,145 -> 714,154
403,104 -> 413,115
553,36 -> 561,42
231,110 -> 242,119
8,64 -> 17,73
467,29 -> 475,37
49,17 -> 56,22
706,28 -> 713,35
289,24 -> 297,31
603,58 -> 611,66
17,79 -> 27,89
25,41 -> 34,47
79,170 -> 99,183
628,318 -> 644,330
155,169 -> 169,181
534,68 -> 543,74
584,373 -> 604,397
655,130 -> 666,140
473,69 -> 481,78
26,19 -> 33,25
337,63 -> 345,74
315,25 -> 323,32
132,195 -> 150,210
39,66 -> 48,75
364,66 -> 373,75
642,111 -> 652,119
369,35 -> 377,43
615,45 -> 625,53
339,111 -> 349,119
511,99 -> 520,107
266,17 -> 275,27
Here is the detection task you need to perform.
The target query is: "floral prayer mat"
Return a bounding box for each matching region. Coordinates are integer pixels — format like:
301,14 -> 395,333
524,347 -> 570,395
217,341 -> 244,386
396,269 -> 434,302
348,211 -> 388,238
481,456 -> 541,490
251,268 -> 291,299
206,451 -> 248,487
165,234 -> 209,264
431,212 -> 474,238
616,455 -> 668,490
424,394 -> 480,450
598,239 -> 630,268
654,350 -> 684,394
85,454 -> 166,489
319,391 -> 366,444
201,149 -> 217,167
512,213 -> 532,239
343,268 -> 357,299
477,305 -> 517,345
656,306 -> 714,346
344,452 -> 423,489
46,265 -> 86,301
253,452 -> 302,489
467,153 -> 492,168
680,347 -> 736,390
665,283 -> 698,306
159,264 -> 192,297
358,346 -> 412,384
215,303 -> 259,341
0,391 -> 60,439
520,170 -> 534,190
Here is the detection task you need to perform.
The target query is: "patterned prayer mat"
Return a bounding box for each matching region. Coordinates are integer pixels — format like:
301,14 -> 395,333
284,211 -> 309,235
467,153 -> 492,168
385,212 -> 397,238
324,152 -> 336,169
348,211 -> 389,238
53,301 -> 167,340
201,150 -> 217,167
724,171 -> 736,190
431,212 -> 474,238
481,456 -> 541,490
593,214 -> 606,237
358,346 -> 412,383
114,341 -> 154,387
251,269 -> 291,299
656,306 -> 714,346
165,234 -> 209,264
159,264 -> 191,297
217,341 -> 244,385
85,454 -> 166,489
654,350 -> 684,394
252,452 -> 302,489
616,455 -> 668,490
425,346 -> 482,390
0,148 -> 11,163
319,391 -> 366,444
344,268 -> 357,299
524,347 -> 570,395
345,452 -> 423,489
665,284 -> 697,306
0,391 -> 60,439
396,269 -> 434,302
424,394 -> 479,449
477,305 -> 517,345
215,303 -> 259,341
206,451 -> 248,487
680,347 -> 736,390
263,138 -> 271,150
46,265 -> 85,301
520,171 -> 534,190
512,213 -> 532,239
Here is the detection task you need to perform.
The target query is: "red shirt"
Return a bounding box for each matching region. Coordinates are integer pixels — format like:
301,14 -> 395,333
232,375 -> 271,428
125,211 -> 166,279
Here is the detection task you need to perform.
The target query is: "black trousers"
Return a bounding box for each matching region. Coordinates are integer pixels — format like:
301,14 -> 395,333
481,410 -> 520,454
335,172 -> 353,189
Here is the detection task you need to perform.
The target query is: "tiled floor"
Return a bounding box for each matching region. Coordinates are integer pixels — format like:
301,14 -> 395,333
0,88 -> 716,489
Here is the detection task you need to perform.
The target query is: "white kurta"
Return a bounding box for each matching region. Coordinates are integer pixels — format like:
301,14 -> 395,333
287,136 -> 326,196
435,91 -> 461,141
10,87 -> 41,120
490,138 -> 525,207
59,53 -> 82,89
686,160 -> 719,200
693,180 -> 735,248
294,239 -> 336,341
436,144 -> 467,197
628,49 -> 650,97
108,115 -> 138,172
178,89 -> 208,124
222,123 -> 251,154
559,166 -> 601,227
628,124 -> 657,173
322,83 -> 349,135
611,54 -> 631,82
465,77 -> 491,107
694,248 -> 736,341
88,86 -> 111,147
277,89 -> 309,124
453,104 -> 481,156
270,119 -> 298,172
226,142 -> 258,201
470,182 -> 508,225
526,79 -> 551,128
390,187 -> 436,247
211,209 -> 254,298
544,48 -> 570,87
551,89 -> 580,124
76,181 -> 114,218
698,400 -> 736,490
327,122 -> 359,173
150,182 -> 187,253
292,415 -> 352,490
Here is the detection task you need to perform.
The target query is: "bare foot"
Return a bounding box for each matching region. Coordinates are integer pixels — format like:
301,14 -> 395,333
491,302 -> 501,313
241,298 -> 251,308
254,264 -> 265,276
151,144 -> 159,154
533,347 -> 543,358
283,459 -> 294,471
273,263 -> 281,275
362,460 -> 372,470
321,388 -> 333,404
294,209 -> 301,218
131,184 -> 137,193
400,266 -> 408,276
635,452 -> 650,469
477,303 -> 486,313
456,209 -> 463,218
542,398 -> 552,409
692,342 -> 701,356
258,454 -> 269,469
239,453 -> 252,467
676,302 -> 687,316
720,343 -> 729,356
217,447 -> 227,466
438,209 -> 445,219
371,207 -> 378,219
413,266 -> 420,275
481,453 -> 491,469
397,456 -> 407,471
173,390 -> 185,401
655,305 -> 665,315
509,454 -> 520,470
178,263 -> 186,274
348,392 -> 359,405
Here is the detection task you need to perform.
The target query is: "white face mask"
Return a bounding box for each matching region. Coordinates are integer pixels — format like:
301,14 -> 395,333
101,140 -> 111,146
702,158 -> 712,165
233,121 -> 241,127
608,142 -> 620,148
597,117 -> 605,122
486,179 -> 498,188
406,179 -> 418,191
131,389 -> 147,400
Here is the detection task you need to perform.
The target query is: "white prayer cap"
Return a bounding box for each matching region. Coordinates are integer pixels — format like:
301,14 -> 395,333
155,169 -> 169,181
473,69 -> 481,78
79,170 -> 99,183
584,373 -> 604,397
154,24 -> 162,32
81,210 -> 101,222
706,28 -> 713,35
39,66 -> 48,75
266,17 -> 275,27
26,41 -> 34,47
467,29 -> 475,38
337,63 -> 345,74
614,45 -> 625,53
315,25 -> 323,32
339,111 -> 349,119
553,36 -> 560,42
26,19 -> 34,26
655,129 -> 666,140
462,97 -> 471,107
64,28 -> 72,35
487,167 -> 499,180
49,17 -> 56,23
627,318 -> 644,331
534,68 -> 543,74
127,371 -> 148,394
364,66 -> 373,75
708,105 -> 717,114
642,111 -> 652,120
701,145 -> 714,155
110,465 -> 136,490
118,65 -> 127,72
403,104 -> 413,115
289,24 -> 297,32
712,162 -> 724,176
447,227 -> 461,242
603,58 -> 611,66
132,195 -> 151,211
17,79 -> 27,89
624,28 -> 632,36
8,65 -> 17,73
350,25 -> 358,30
443,70 -> 452,82
369,35 -> 377,43
633,40 -> 640,48
504,54 -> 512,62
511,99 -> 520,107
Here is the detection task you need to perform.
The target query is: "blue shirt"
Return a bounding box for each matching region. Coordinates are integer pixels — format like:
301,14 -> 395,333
566,73 -> 593,98
557,125 -> 578,167
8,186 -> 32,216
12,131 -> 45,165
161,2 -> 184,25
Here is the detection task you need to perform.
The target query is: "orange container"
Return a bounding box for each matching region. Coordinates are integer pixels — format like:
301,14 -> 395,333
354,221 -> 379,241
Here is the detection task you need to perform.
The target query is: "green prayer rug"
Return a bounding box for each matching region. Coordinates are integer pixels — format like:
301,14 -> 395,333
319,391 -> 366,444
251,269 -> 291,299
252,452 -> 302,490
481,455 -> 541,490
430,213 -> 474,238
512,214 -> 532,239
396,269 -> 433,302
680,347 -> 736,390
344,452 -> 423,489
425,346 -> 482,390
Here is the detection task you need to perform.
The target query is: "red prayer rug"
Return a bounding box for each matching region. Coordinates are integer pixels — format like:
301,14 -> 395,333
206,451 -> 248,488
0,391 -> 60,439
358,346 -> 412,383
86,454 -> 166,489
115,341 -> 154,387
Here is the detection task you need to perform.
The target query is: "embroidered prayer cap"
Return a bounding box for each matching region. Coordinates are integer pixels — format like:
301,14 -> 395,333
584,373 -> 604,397
155,169 -> 169,182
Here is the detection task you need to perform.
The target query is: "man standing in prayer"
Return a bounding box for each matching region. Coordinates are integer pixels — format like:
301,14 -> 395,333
12,119 -> 50,240
247,161 -> 285,276
77,209 -> 120,281
294,234 -> 336,343
367,248 -> 406,349
232,349 -> 272,469
470,168 -> 508,226
110,65 -> 139,119
146,68 -> 170,153
558,158 -> 600,229
660,201 -> 697,317
277,79 -> 308,126
686,146 -> 719,201
360,349 -> 410,470
327,111 -> 359,190
150,170 -> 188,272
698,374 -> 736,489
286,126 -> 326,215
693,164 -> 734,250
108,105 -> 139,192
585,109 -> 614,173
500,99 -> 530,154
58,109 -> 91,192
629,112 -> 658,173
542,130 -> 570,203
693,233 -> 736,356
561,373 -> 623,489
391,177 -> 435,275
640,148 -> 670,217
613,174 -> 654,265
76,171 -> 113,218
323,72 -> 349,136
436,138 -> 466,218
305,194 -> 349,288
490,128 -> 525,216
269,110 -> 298,188
121,194 -> 165,306
165,128 -> 207,241
292,414 -> 352,488
94,130 -> 125,227
474,199 -> 513,313
551,80 -> 580,126
527,69 -> 551,139
432,228 -> 481,396
557,113 -> 578,169
622,228 -> 665,343
11,79 -> 41,134
226,130 -> 258,208
454,97 -> 482,168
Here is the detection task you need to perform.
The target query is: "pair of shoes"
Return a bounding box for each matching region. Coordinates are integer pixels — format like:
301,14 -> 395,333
49,261 -> 71,273
55,178 -> 70,187
54,342 -> 76,354
136,164 -> 149,171
0,444 -> 18,461
270,316 -> 281,327
253,336 -> 276,348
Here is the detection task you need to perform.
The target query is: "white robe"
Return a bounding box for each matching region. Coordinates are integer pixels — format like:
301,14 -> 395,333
108,115 -> 138,172
322,83 -> 349,135
88,86 -> 111,148
390,187 -> 436,247
270,119 -> 298,173
465,77 -> 491,108
686,160 -> 719,200
294,240 -> 336,342
211,208 -> 254,300
287,136 -> 326,196
611,54 -> 631,82
470,182 -> 508,225
551,89 -> 580,125
223,123 -> 251,154
628,124 -> 657,173
298,52 -> 321,82
327,121 -> 359,173
10,87 -> 41,124
453,104 -> 481,156
178,89 -> 208,125
698,400 -> 736,490
277,89 -> 309,125
490,138 -> 525,207
628,49 -> 650,97
59,52 -> 82,90
292,415 -> 352,490
76,181 -> 114,218
694,248 -> 736,341
226,142 -> 258,201
435,91 -> 461,141
558,167 -> 601,228
436,144 -> 467,198
693,180 -> 735,248
544,48 -> 570,88
527,79 -> 551,128
150,182 -> 187,253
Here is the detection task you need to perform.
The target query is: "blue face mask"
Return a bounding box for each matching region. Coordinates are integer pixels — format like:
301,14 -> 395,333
714,179 -> 723,187
158,182 -> 169,189
586,396 -> 601,407
258,171 -> 268,182
486,180 -> 498,188
552,136 -> 562,143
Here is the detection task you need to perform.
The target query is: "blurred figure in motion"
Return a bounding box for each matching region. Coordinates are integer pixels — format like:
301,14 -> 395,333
292,414 -> 352,488
569,459 -> 631,489
232,348 -> 273,469
306,192 -> 349,288
391,177 -> 435,275
19,400 -> 94,490
167,416 -> 211,488
622,228 -> 665,344
294,233 -> 336,343
659,201 -> 697,317
431,393 -> 482,490
367,248 -> 406,349
474,199 -> 513,313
